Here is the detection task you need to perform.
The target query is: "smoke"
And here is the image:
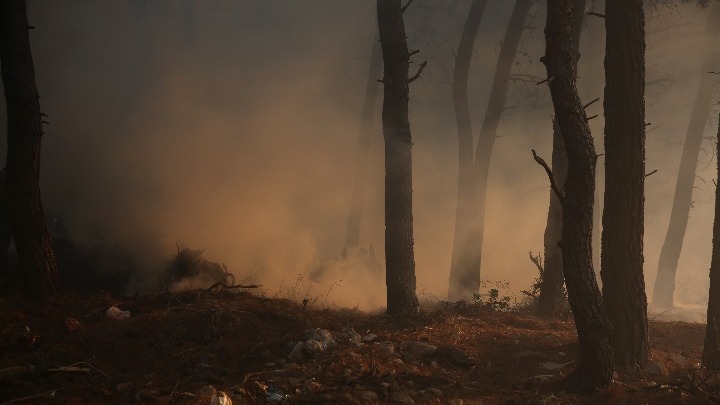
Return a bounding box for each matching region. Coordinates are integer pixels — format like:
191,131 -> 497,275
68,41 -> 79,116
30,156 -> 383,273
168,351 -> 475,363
1,0 -> 716,309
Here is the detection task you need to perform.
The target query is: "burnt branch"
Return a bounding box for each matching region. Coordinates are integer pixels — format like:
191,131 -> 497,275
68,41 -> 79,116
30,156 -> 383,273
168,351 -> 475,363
401,0 -> 415,13
583,97 -> 600,110
586,11 -> 606,18
532,149 -> 564,204
408,61 -> 428,83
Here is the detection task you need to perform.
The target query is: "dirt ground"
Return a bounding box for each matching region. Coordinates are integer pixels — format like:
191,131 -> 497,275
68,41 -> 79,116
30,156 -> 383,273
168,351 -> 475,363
0,289 -> 716,404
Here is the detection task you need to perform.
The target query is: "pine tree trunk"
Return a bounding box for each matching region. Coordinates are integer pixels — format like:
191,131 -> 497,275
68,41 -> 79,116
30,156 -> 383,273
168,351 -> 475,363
653,3 -> 720,308
377,0 -> 419,316
346,33 -> 382,249
703,113 -> 720,370
0,0 -> 60,300
448,0 -> 532,301
537,0 -> 586,318
543,0 -> 613,391
600,0 -> 649,368
448,0 -> 489,301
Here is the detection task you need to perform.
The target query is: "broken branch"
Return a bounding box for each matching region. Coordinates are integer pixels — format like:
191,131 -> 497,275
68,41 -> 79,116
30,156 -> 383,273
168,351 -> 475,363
408,61 -> 428,83
532,149 -> 564,204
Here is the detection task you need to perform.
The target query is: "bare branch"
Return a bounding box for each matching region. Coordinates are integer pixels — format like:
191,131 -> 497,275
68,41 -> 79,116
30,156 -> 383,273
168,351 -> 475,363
408,61 -> 428,83
583,97 -> 600,110
532,149 -> 564,204
586,114 -> 599,121
645,169 -> 658,177
586,11 -> 605,18
401,0 -> 416,13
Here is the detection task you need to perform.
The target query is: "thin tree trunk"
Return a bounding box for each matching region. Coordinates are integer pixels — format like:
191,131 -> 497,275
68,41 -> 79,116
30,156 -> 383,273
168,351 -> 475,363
448,0 -> 489,301
653,3 -> 720,308
0,0 -> 60,299
702,113 -> 720,370
346,33 -> 382,249
448,0 -> 532,301
377,0 -> 419,316
600,0 -> 649,368
543,0 -> 613,391
538,0 -> 587,318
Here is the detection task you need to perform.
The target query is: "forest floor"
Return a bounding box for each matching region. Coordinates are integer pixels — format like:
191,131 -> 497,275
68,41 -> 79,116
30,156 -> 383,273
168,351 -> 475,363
0,289 -> 716,405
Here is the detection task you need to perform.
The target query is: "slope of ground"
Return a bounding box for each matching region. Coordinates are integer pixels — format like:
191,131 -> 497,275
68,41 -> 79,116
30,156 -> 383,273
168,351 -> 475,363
0,290 -> 715,404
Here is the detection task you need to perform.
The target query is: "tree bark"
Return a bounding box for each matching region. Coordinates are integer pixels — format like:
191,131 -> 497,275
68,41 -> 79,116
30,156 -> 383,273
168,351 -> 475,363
543,0 -> 613,391
600,0 -> 649,368
703,113 -> 720,370
377,0 -> 419,316
448,0 -> 489,301
0,0 -> 60,299
537,0 -> 586,318
346,32 -> 382,249
653,3 -> 720,308
448,0 -> 532,301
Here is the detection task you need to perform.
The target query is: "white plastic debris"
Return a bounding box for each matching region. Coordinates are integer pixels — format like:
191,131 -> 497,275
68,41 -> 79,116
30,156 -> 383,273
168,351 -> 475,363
211,391 -> 232,405
106,306 -> 131,320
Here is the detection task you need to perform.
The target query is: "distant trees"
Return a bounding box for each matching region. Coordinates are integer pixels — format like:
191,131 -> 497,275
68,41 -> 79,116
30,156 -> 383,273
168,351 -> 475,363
377,0 -> 420,316
346,33 -> 382,250
448,0 -> 533,301
0,0 -> 60,299
541,0 -> 613,391
703,114 -> 720,369
654,1 -> 720,308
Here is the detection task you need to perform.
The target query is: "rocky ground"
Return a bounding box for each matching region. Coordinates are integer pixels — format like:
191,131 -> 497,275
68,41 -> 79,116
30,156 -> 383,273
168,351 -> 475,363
0,289 -> 716,404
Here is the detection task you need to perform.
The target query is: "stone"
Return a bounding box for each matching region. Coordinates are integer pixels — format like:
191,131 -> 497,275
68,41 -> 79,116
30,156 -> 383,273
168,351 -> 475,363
643,360 -> 667,376
356,390 -> 379,402
363,334 -> 378,343
401,341 -> 437,359
391,391 -> 416,404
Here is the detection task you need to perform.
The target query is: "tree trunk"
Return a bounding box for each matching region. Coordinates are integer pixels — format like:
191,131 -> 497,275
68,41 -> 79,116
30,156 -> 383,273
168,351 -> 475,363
0,0 -> 60,299
448,0 -> 489,301
377,0 -> 419,316
703,113 -> 720,370
653,3 -> 720,309
346,33 -> 382,249
600,0 -> 649,368
543,0 -> 613,391
537,0 -> 586,318
448,0 -> 532,301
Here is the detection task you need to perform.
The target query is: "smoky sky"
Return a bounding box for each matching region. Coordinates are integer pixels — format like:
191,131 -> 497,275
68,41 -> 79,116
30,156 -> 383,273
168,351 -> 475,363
0,0 -> 717,308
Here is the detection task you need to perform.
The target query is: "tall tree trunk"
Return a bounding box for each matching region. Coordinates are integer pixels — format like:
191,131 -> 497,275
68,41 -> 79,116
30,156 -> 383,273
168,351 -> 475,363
703,113 -> 720,370
600,0 -> 649,368
448,0 -> 489,301
543,0 -> 613,391
346,33 -> 382,249
653,3 -> 720,309
537,0 -> 586,318
448,0 -> 532,301
377,0 -> 419,316
0,0 -> 60,299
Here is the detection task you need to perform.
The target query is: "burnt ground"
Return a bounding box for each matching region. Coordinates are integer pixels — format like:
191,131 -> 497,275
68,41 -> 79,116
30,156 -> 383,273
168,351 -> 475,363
0,290 -> 716,404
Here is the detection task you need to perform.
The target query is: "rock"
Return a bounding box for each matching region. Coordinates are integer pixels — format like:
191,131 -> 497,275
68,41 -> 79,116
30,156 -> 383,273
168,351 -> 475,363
426,388 -> 443,397
211,391 -> 232,405
115,383 -> 131,391
288,329 -> 336,362
341,327 -> 363,345
540,361 -> 569,371
645,381 -> 658,388
437,346 -> 473,368
201,386 -> 217,397
669,353 -> 686,363
430,361 -> 438,368
378,342 -> 396,355
106,306 -> 130,320
391,391 -> 416,404
288,377 -> 301,386
135,389 -> 160,401
401,341 -> 437,359
356,390 -> 379,402
65,317 -> 81,332
363,334 -> 378,343
643,360 -> 667,376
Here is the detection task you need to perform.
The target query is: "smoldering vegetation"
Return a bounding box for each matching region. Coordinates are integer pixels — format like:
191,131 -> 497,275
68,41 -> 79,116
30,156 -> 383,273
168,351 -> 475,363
1,0 -> 717,309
